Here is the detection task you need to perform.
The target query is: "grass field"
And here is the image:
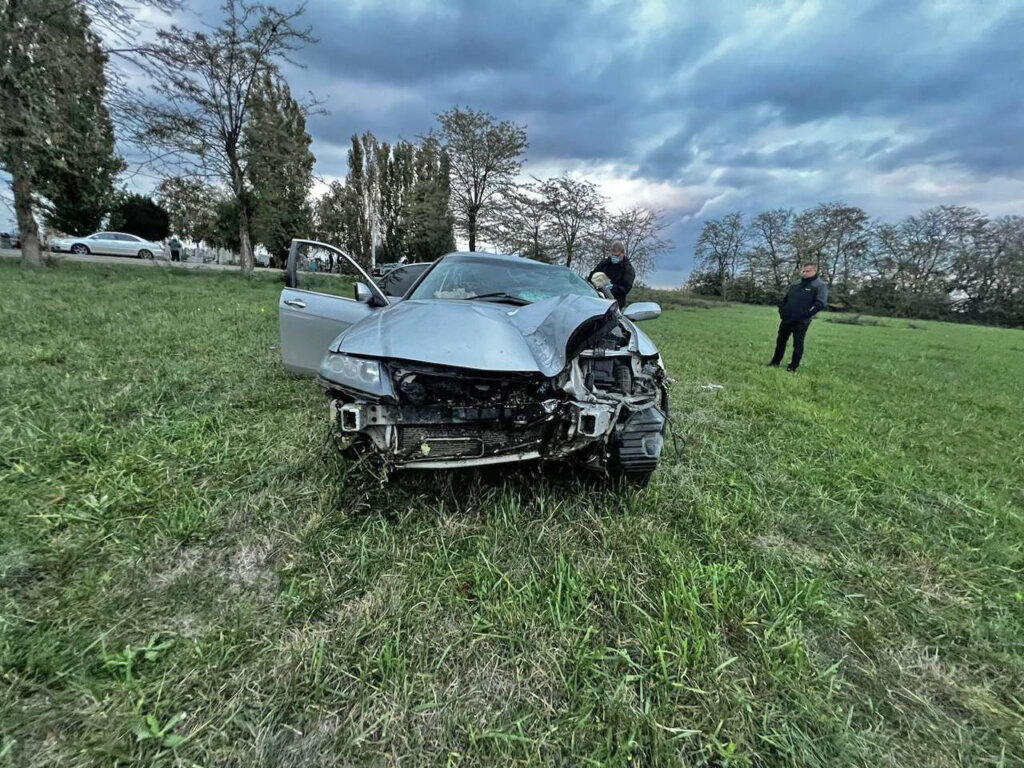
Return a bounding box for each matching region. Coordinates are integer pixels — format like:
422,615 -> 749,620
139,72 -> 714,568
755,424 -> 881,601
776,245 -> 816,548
1,260 -> 1022,767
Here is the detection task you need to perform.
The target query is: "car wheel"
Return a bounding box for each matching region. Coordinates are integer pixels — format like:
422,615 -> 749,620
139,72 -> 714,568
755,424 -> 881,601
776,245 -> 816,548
138,249 -> 153,259
70,244 -> 89,255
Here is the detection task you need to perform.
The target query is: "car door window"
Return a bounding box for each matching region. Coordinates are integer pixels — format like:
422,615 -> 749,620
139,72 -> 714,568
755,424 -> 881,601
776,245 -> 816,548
379,264 -> 428,297
287,241 -> 387,303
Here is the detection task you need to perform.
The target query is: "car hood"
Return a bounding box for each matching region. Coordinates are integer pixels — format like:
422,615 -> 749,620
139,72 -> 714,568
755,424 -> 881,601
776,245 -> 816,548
331,295 -> 621,376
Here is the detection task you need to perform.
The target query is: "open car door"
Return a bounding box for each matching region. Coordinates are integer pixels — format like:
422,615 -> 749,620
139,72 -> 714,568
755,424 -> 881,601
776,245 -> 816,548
279,240 -> 389,375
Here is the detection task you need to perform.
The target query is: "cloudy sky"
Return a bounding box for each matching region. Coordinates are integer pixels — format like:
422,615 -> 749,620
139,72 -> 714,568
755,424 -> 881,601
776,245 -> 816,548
5,0 -> 1023,286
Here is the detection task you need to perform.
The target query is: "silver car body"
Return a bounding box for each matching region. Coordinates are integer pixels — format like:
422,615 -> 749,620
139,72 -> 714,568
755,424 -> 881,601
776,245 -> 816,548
279,240 -> 668,478
50,231 -> 166,258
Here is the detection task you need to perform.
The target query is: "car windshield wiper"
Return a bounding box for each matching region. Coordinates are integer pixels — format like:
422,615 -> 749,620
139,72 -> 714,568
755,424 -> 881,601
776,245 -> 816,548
461,291 -> 531,305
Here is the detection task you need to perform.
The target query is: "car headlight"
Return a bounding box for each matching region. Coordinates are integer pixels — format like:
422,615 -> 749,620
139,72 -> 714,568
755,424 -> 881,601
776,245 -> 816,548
319,354 -> 392,396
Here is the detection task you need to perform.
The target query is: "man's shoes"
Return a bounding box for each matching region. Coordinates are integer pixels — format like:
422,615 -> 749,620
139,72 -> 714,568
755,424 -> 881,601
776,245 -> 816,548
786,364 -> 798,372
767,361 -> 780,368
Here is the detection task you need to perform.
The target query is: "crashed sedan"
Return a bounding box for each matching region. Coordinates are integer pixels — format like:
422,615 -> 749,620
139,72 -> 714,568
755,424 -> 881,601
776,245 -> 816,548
279,240 -> 668,483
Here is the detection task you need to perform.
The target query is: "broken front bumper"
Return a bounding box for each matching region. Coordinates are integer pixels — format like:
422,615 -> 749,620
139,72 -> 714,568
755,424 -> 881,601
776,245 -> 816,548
330,398 -> 624,469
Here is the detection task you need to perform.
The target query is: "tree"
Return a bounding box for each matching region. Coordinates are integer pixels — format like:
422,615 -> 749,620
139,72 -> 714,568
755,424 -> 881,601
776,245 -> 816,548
537,175 -> 606,271
374,140 -> 415,264
746,209 -> 795,295
694,212 -> 746,298
342,132 -> 378,265
245,74 -> 315,268
313,181 -> 349,245
2,0 -> 111,263
155,176 -> 218,243
405,138 -> 455,262
437,107 -> 528,251
141,0 -> 315,272
480,183 -> 555,262
600,206 -> 671,280
36,35 -> 124,236
815,203 -> 870,296
207,197 -> 242,252
108,194 -> 170,241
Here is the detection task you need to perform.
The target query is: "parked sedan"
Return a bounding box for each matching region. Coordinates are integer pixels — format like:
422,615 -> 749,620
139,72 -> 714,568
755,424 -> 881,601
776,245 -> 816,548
280,240 -> 668,483
50,231 -> 166,259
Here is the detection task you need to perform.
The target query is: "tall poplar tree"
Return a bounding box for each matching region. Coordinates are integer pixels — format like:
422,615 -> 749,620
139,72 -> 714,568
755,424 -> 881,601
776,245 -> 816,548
245,73 -> 315,268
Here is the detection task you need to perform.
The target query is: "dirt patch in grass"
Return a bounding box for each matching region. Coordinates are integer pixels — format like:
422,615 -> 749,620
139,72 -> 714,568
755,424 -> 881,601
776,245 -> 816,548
147,536 -> 278,596
755,533 -> 828,566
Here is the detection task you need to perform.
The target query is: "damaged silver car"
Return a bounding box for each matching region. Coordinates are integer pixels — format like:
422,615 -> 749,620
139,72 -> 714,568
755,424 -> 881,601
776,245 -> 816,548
279,240 -> 669,483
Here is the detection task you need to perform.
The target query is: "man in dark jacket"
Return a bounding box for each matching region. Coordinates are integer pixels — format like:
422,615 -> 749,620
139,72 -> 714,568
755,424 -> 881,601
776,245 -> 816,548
769,263 -> 829,371
588,241 -> 636,308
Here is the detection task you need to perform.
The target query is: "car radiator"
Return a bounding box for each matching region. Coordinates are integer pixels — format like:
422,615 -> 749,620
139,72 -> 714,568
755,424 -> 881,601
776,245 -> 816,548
398,424 -> 548,461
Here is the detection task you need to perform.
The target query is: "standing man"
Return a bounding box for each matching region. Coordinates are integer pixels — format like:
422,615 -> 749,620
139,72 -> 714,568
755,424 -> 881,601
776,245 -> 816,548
769,263 -> 829,371
168,236 -> 182,262
589,241 -> 636,308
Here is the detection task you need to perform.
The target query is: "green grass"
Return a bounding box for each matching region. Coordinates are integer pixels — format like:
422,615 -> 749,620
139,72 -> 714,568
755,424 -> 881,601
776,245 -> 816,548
1,260 -> 1022,767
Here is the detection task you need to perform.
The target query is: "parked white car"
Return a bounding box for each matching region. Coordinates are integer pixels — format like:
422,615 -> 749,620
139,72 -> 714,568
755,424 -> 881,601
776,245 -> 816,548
50,231 -> 166,259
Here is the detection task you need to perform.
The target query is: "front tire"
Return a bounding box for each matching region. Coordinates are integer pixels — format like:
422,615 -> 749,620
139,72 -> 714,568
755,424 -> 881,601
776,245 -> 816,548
70,244 -> 89,255
138,249 -> 153,259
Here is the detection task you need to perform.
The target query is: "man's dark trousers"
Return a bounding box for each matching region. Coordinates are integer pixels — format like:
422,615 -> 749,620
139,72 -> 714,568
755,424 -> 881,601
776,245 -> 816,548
771,320 -> 810,368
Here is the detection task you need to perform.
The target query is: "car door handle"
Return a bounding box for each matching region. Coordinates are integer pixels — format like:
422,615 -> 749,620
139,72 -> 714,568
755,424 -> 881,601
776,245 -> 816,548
284,299 -> 306,308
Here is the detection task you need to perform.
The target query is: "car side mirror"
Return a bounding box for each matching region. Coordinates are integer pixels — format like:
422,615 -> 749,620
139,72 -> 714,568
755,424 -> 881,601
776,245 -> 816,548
354,282 -> 373,304
623,302 -> 661,322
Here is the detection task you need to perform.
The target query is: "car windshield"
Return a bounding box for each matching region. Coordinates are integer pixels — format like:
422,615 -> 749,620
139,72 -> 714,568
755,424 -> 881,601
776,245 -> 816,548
409,257 -> 597,304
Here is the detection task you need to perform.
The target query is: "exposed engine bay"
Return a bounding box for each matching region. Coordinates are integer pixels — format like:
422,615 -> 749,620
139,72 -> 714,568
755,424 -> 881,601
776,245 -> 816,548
323,309 -> 668,481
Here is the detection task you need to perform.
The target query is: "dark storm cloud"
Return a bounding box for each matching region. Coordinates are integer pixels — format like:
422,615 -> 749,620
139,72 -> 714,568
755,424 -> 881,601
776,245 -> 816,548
175,0 -> 1024,277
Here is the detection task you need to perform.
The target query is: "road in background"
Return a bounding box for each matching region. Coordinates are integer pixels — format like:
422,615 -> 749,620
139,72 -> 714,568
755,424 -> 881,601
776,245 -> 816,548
0,248 -> 282,274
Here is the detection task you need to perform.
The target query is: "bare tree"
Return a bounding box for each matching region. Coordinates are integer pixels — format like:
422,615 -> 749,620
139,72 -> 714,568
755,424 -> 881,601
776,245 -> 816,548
694,212 -> 746,298
139,0 -> 315,272
599,206 -> 671,280
537,175 -> 606,271
746,209 -> 794,293
436,107 -> 528,252
791,205 -> 832,267
480,183 -> 555,262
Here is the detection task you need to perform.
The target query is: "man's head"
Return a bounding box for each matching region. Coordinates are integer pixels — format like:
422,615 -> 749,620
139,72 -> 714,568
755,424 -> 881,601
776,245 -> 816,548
610,241 -> 626,264
800,263 -> 818,279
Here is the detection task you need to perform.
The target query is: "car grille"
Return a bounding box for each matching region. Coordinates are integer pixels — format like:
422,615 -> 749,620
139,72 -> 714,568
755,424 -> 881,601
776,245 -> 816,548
397,424 -> 548,462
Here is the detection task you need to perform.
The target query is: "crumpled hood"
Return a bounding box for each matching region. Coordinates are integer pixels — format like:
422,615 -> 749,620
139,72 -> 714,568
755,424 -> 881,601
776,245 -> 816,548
332,295 -> 618,376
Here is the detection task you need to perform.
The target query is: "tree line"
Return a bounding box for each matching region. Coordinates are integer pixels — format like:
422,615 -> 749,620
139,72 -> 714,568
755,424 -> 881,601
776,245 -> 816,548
2,0 -> 672,277
306,107 -> 672,278
690,204 -> 1024,327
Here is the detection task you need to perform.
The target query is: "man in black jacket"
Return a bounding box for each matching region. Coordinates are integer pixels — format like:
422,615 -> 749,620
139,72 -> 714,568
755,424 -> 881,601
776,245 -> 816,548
588,241 -> 636,308
769,263 -> 829,371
